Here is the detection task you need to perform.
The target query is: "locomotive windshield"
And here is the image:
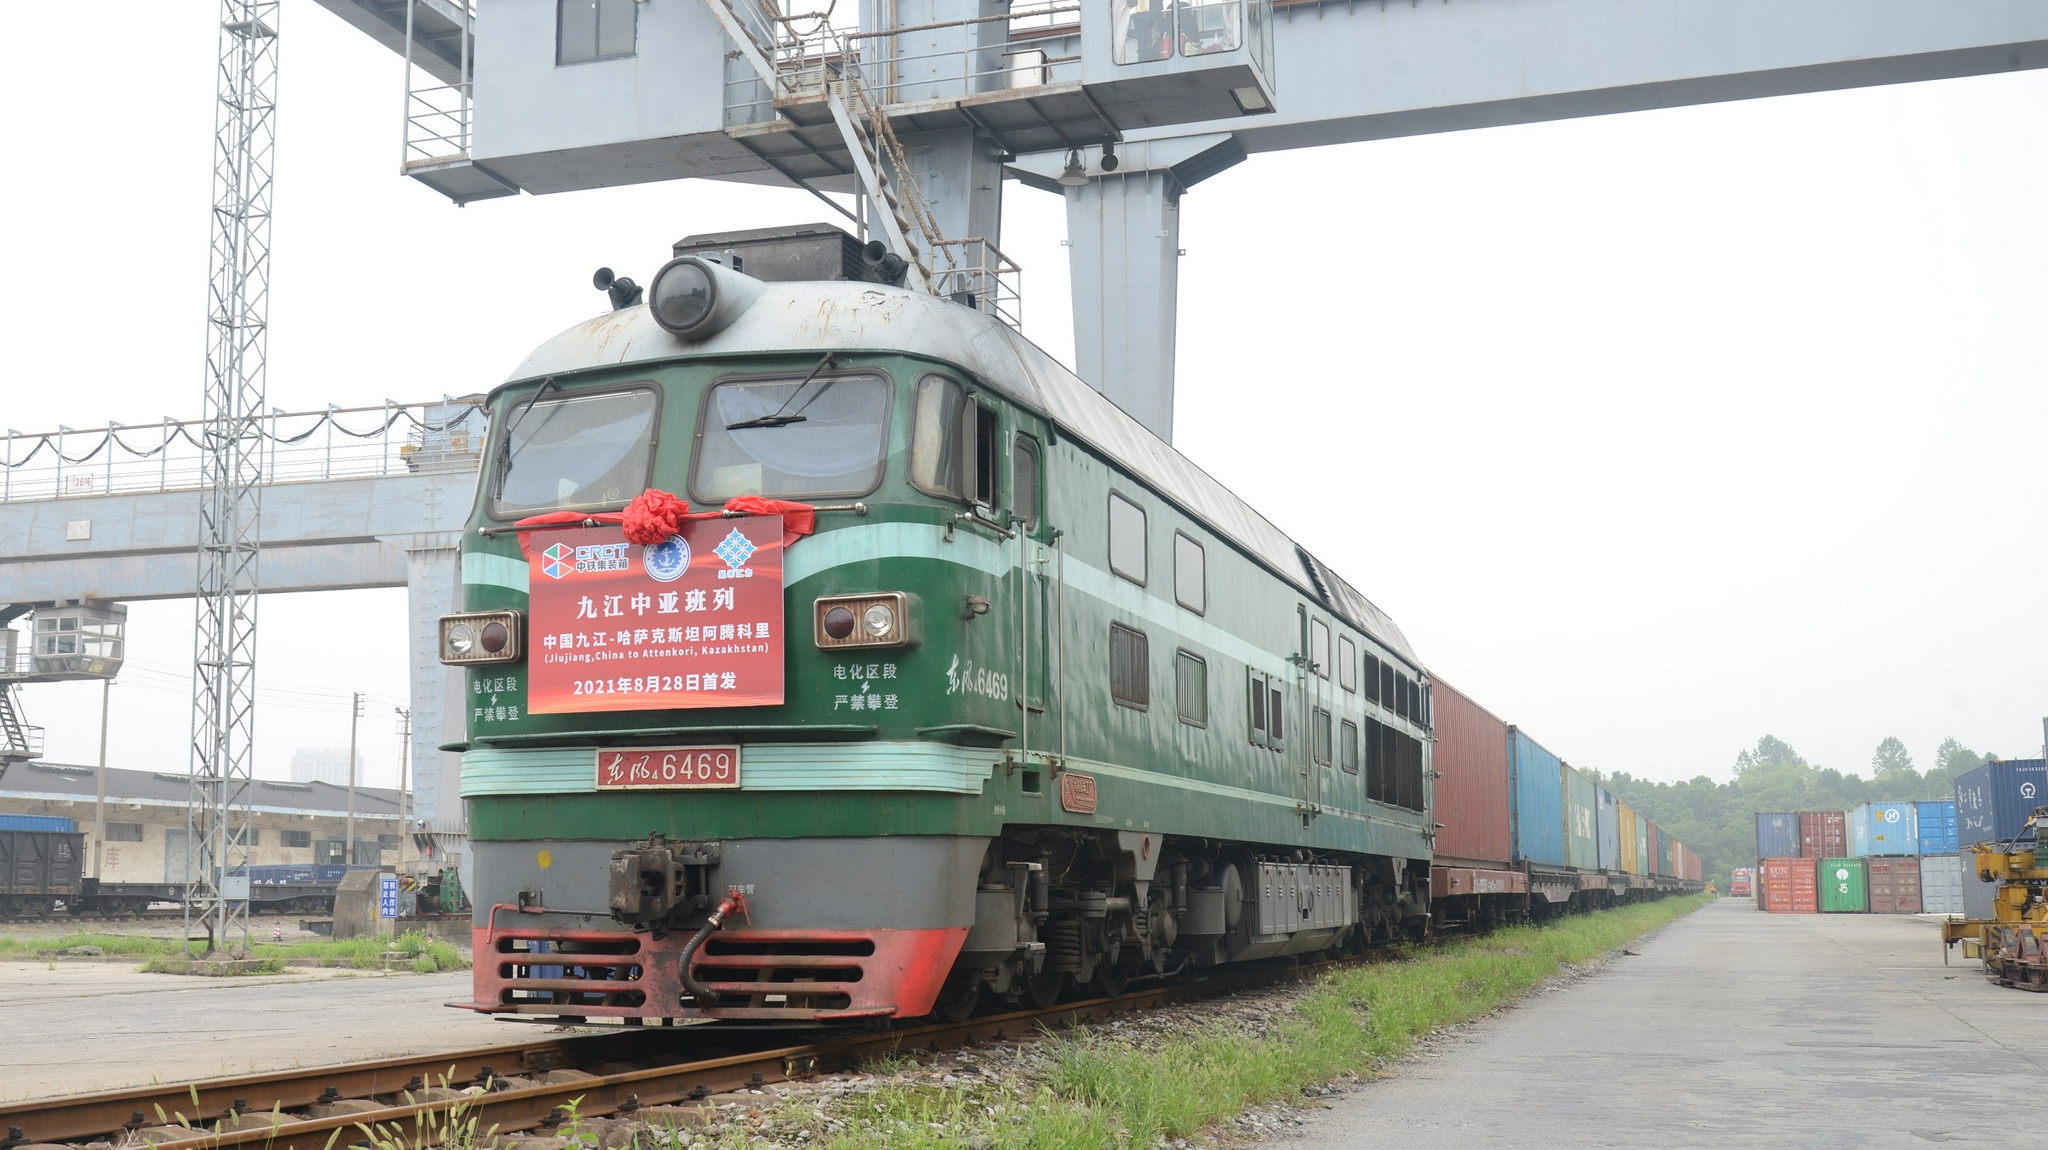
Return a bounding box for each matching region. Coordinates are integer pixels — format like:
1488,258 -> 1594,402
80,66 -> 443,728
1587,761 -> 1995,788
691,372 -> 891,501
489,385 -> 658,518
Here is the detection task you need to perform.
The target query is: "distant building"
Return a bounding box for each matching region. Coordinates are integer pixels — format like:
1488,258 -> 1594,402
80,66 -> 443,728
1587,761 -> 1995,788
0,760 -> 405,881
290,747 -> 365,787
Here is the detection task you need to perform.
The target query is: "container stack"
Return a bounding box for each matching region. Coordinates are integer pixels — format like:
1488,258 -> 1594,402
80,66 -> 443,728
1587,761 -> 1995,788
1847,802 -> 1921,913
1756,856 -> 1817,913
1754,813 -> 1813,913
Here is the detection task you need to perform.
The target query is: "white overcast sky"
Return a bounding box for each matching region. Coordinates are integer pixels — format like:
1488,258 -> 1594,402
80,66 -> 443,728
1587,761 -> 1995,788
3,1 -> 2043,788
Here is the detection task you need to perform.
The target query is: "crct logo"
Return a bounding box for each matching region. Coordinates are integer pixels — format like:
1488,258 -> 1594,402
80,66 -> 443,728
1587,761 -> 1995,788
2024,782 -> 2039,800
715,528 -> 758,570
542,543 -> 573,579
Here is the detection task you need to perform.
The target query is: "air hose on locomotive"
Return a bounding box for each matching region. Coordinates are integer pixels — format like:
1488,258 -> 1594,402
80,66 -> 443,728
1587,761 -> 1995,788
681,889 -> 750,1007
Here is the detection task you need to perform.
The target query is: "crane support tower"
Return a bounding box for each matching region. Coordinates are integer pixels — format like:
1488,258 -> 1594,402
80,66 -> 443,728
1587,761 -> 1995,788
185,0 -> 279,953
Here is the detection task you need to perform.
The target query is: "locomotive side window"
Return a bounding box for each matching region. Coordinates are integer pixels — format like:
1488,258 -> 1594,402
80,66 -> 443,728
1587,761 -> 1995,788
1339,719 -> 1359,774
1379,660 -> 1396,710
973,404 -> 1000,508
1364,718 -> 1387,802
1420,683 -> 1432,730
693,371 -> 892,502
1109,492 -> 1147,585
1268,680 -> 1284,750
490,385 -> 658,519
1175,650 -> 1208,727
1012,435 -> 1040,528
1247,669 -> 1283,750
1248,670 -> 1268,747
1337,636 -> 1356,693
1174,532 -> 1205,614
1110,622 -> 1150,710
1312,707 -> 1332,766
1363,653 -> 1380,704
1309,619 -> 1330,679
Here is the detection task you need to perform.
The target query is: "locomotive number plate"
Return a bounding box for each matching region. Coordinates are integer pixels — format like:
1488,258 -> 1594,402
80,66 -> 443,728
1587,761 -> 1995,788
596,746 -> 741,790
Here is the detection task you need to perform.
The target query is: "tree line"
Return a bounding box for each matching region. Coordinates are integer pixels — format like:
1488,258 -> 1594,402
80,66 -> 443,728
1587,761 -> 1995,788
1582,735 -> 2002,886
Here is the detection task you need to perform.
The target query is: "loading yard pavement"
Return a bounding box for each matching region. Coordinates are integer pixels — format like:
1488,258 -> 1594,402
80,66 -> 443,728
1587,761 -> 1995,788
1279,897 -> 2046,1149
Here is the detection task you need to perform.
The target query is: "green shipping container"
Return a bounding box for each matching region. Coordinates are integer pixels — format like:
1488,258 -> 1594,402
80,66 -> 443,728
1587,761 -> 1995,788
1564,766 -> 1598,870
1819,858 -> 1867,912
1636,820 -> 1649,875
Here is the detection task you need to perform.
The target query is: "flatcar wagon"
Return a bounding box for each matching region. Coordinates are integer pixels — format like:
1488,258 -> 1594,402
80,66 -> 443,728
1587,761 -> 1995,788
441,226 -> 1439,1024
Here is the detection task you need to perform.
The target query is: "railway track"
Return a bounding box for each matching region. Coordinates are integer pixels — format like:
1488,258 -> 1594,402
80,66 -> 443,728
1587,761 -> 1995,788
4,956 -> 1345,1150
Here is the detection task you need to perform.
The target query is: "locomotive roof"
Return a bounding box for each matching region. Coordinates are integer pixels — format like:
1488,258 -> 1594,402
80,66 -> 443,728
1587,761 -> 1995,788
505,280 -> 1422,670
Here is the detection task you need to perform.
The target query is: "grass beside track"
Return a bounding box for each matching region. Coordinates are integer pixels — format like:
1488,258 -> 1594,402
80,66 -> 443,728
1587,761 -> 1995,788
0,928 -> 468,971
796,893 -> 1714,1150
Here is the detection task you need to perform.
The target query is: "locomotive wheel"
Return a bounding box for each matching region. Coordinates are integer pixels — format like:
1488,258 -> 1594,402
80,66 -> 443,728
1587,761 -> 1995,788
1088,963 -> 1130,999
932,969 -> 981,1023
1021,968 -> 1066,1010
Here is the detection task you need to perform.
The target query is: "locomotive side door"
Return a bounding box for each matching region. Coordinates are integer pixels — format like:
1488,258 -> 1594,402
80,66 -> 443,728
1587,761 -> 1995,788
1011,432 -> 1051,739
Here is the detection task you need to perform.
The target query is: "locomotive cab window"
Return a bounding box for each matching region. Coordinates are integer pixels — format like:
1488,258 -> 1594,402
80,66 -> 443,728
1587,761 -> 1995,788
909,374 -> 998,506
1310,618 -> 1330,679
489,385 -> 658,519
1312,707 -> 1332,766
1110,623 -> 1150,709
693,371 -> 892,502
1338,636 -> 1356,693
1012,435 -> 1040,528
1174,532 -> 1205,613
1109,492 -> 1147,585
1339,719 -> 1359,773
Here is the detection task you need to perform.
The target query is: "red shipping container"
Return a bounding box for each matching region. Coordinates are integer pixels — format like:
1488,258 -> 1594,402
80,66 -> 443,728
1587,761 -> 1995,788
1427,677 -> 1512,868
1758,857 -> 1818,913
1867,856 -> 1922,914
1798,811 -> 1847,859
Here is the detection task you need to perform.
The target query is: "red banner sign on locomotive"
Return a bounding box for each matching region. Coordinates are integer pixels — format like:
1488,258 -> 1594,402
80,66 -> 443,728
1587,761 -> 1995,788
526,518 -> 785,713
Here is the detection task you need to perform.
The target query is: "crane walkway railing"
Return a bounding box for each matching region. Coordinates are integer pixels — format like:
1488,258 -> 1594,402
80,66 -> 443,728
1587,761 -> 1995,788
0,400 -> 487,504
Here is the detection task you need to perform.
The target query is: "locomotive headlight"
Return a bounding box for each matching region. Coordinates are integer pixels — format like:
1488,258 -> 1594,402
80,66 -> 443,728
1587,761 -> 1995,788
648,256 -> 765,340
814,592 -> 916,650
440,610 -> 523,665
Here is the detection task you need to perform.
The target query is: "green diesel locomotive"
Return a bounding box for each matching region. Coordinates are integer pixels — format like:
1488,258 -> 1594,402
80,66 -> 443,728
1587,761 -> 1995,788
443,226 -> 1436,1024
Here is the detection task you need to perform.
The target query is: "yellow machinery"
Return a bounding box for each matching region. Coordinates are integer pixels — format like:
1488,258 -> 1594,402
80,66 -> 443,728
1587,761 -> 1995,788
1942,809 -> 2048,990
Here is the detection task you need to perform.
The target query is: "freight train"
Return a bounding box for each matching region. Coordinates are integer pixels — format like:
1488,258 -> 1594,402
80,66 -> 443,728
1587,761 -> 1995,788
437,224 -> 1702,1026
0,814 -> 370,917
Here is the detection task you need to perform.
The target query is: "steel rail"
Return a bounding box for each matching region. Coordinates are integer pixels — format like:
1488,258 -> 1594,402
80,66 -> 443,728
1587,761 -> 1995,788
10,955 -> 1344,1148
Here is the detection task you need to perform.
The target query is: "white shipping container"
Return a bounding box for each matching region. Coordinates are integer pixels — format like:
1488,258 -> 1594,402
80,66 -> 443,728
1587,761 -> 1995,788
1918,854 -> 1964,916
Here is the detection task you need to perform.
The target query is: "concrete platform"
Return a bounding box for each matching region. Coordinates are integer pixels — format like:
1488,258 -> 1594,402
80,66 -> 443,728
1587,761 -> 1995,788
1283,897 -> 2046,1149
0,959 -> 559,1102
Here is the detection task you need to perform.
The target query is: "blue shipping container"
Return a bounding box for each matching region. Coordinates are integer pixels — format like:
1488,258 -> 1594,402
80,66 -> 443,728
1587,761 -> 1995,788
1849,802 -> 1920,857
1956,759 -> 2048,847
1596,787 -> 1621,872
0,813 -> 77,833
1756,812 -> 1800,860
1508,728 -> 1566,866
1915,801 -> 1958,855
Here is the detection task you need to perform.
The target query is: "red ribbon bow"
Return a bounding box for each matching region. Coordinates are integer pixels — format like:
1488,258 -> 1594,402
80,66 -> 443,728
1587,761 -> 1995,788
510,489 -> 817,559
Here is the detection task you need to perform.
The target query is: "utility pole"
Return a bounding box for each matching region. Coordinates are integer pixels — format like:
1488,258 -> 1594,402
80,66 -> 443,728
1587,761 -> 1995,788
185,0 -> 278,957
92,680 -> 110,879
394,705 -> 411,872
346,691 -> 362,865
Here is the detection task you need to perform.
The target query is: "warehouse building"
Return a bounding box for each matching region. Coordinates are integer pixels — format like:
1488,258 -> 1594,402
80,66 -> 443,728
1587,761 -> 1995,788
0,760 -> 403,883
